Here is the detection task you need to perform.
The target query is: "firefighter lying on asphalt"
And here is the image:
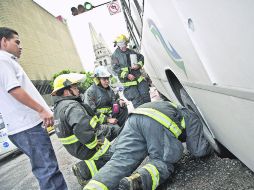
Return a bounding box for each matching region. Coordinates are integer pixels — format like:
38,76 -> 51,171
51,73 -> 119,186
83,66 -> 128,129
83,101 -> 212,190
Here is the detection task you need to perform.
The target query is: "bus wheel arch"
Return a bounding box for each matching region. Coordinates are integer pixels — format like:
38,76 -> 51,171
165,69 -> 235,158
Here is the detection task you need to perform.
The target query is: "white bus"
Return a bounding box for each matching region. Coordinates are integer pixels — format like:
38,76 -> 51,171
120,0 -> 254,172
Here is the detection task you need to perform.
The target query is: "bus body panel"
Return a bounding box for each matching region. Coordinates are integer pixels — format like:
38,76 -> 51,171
173,0 -> 254,90
135,0 -> 254,171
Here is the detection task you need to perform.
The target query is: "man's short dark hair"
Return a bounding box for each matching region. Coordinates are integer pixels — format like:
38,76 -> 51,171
0,27 -> 18,41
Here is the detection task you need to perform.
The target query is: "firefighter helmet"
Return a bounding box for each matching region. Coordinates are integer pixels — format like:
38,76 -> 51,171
115,34 -> 129,43
51,73 -> 85,95
93,66 -> 112,78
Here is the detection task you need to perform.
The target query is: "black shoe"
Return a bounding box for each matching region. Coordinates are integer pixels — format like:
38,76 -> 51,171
118,173 -> 143,190
72,164 -> 89,187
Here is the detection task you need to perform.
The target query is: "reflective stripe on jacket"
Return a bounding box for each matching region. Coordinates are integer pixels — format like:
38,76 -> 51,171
120,67 -> 129,79
97,107 -> 112,114
84,84 -> 118,124
143,164 -> 160,190
84,180 -> 109,190
132,101 -> 185,138
122,76 -> 145,87
53,96 -> 108,160
112,47 -> 144,84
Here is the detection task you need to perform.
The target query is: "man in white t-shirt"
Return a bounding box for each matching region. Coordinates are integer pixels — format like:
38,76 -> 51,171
0,27 -> 67,190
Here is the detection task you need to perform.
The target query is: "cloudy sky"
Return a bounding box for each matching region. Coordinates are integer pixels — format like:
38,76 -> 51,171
34,0 -> 127,71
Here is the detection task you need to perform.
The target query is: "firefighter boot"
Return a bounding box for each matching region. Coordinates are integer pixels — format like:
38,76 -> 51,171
72,162 -> 90,187
118,173 -> 143,190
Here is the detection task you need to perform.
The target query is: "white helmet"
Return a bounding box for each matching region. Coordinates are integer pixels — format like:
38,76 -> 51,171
93,66 -> 112,78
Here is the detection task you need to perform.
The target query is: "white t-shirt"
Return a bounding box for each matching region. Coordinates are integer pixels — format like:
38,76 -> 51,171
0,51 -> 51,135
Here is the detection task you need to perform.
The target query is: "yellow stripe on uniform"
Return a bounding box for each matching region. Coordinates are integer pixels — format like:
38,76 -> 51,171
143,164 -> 159,190
84,160 -> 98,177
167,102 -> 186,129
97,107 -> 112,114
168,101 -> 177,108
59,135 -> 78,145
132,108 -> 182,138
137,60 -> 144,67
85,136 -> 98,149
99,113 -> 106,124
120,67 -> 129,79
181,117 -> 186,129
120,71 -> 128,79
90,138 -> 110,160
137,76 -> 144,83
122,81 -> 137,87
84,180 -> 108,190
90,115 -> 99,129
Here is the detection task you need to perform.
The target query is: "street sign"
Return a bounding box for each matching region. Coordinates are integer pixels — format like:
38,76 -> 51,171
107,1 -> 121,15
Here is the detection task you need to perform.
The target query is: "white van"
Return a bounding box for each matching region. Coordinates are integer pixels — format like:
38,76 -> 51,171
0,114 -> 19,160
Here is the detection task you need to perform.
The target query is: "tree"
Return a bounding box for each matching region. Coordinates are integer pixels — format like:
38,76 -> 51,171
79,71 -> 94,93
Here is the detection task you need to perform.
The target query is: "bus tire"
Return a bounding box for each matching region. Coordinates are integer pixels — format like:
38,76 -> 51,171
179,88 -> 235,158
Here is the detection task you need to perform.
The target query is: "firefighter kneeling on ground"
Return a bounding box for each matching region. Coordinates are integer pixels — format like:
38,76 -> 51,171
83,101 -> 213,190
84,66 -> 128,130
51,73 -> 117,186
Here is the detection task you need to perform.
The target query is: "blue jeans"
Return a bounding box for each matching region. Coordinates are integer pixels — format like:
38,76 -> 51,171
8,123 -> 68,190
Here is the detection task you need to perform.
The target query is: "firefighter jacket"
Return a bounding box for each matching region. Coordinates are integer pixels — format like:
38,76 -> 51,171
53,96 -> 110,160
132,101 -> 186,139
112,47 -> 145,88
84,84 -> 119,124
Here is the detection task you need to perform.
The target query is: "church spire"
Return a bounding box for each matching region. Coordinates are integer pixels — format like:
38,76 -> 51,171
88,22 -> 112,68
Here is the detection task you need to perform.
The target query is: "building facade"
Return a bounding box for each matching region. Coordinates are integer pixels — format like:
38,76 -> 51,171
0,0 -> 83,101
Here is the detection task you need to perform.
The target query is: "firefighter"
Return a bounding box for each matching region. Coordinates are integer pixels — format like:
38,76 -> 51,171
84,66 -> 128,129
111,34 -> 151,108
51,73 -> 116,186
84,101 -> 212,190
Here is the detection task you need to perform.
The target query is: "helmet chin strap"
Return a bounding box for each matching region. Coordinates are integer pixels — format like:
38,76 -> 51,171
117,41 -> 127,48
68,88 -> 77,96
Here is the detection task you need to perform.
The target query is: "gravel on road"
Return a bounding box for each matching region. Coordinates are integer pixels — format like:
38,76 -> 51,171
158,152 -> 254,190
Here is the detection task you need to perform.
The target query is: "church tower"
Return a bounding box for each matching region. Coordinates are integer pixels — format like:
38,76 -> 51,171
89,22 -> 112,68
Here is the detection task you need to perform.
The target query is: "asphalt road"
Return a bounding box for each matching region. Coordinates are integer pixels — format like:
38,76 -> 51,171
0,133 -> 82,190
0,87 -> 161,190
1,134 -> 253,190
1,88 -> 253,189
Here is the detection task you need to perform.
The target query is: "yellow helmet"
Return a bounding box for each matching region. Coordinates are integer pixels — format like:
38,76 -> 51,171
51,73 -> 85,95
115,34 -> 129,43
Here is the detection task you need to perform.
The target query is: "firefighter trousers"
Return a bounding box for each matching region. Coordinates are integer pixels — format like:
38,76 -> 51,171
86,108 -> 211,190
123,80 -> 151,108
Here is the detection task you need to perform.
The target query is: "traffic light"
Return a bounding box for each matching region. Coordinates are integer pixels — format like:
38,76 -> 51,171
71,2 -> 94,16
78,4 -> 86,14
71,7 -> 78,16
84,2 -> 94,11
